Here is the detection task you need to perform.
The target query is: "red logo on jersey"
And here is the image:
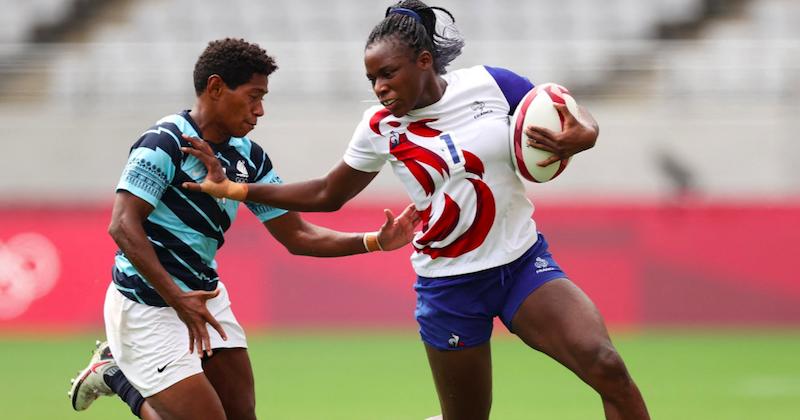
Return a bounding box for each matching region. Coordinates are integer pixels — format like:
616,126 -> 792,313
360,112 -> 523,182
371,111 -> 496,258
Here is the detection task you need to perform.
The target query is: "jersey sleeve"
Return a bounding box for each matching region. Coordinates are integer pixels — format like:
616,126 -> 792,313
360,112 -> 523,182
342,112 -> 386,173
484,66 -> 534,115
116,127 -> 182,207
245,146 -> 289,222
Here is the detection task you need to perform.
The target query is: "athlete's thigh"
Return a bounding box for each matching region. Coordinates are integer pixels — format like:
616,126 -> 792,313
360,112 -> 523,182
105,284 -> 205,398
201,282 -> 253,417
202,348 -> 255,420
146,373 -> 225,420
425,343 -> 492,420
511,278 -> 615,371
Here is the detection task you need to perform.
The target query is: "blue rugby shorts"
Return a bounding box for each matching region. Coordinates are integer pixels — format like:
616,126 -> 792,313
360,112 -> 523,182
414,233 -> 566,350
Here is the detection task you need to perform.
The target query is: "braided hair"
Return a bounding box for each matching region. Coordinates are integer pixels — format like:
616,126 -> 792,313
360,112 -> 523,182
366,0 -> 464,74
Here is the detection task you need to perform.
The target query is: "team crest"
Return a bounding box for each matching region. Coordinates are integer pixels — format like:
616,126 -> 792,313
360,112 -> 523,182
389,131 -> 400,148
448,333 -> 465,348
234,160 -> 249,183
470,100 -> 493,119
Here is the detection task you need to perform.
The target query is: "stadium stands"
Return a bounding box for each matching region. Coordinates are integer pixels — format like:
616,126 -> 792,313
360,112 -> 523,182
0,0 -> 797,201
659,0 -> 800,99
0,0 -> 73,43
34,0 -> 713,101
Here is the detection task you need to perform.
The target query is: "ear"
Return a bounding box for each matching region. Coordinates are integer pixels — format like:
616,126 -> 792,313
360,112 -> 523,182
206,74 -> 226,100
416,50 -> 434,71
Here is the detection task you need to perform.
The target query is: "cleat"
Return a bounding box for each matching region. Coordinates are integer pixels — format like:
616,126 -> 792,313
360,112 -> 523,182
68,340 -> 116,411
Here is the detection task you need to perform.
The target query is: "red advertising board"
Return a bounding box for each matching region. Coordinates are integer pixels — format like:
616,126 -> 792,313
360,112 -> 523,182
1,201 -> 799,331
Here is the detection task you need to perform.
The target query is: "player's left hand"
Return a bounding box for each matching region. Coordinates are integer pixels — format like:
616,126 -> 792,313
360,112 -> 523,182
180,134 -> 248,201
376,203 -> 421,251
525,103 -> 598,167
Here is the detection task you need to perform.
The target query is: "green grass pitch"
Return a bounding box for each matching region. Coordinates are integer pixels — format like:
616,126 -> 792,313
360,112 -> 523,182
2,329 -> 799,419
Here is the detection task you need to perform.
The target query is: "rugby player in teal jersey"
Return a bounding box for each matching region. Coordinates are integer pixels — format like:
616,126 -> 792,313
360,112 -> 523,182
68,38 -> 420,420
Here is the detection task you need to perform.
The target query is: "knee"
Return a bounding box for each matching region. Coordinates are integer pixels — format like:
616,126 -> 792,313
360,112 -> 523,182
583,344 -> 633,391
224,396 -> 256,420
229,406 -> 257,420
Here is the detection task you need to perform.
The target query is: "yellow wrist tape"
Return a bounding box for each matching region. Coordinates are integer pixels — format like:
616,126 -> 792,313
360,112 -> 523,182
224,182 -> 248,201
363,232 -> 383,252
202,179 -> 248,201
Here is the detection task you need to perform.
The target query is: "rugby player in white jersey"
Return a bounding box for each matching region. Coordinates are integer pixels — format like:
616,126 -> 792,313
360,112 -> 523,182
68,38 -> 420,419
183,2 -> 650,419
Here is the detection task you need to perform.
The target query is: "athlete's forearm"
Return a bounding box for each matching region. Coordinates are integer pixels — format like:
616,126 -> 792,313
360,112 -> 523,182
267,209 -> 399,257
187,160 -> 373,213
108,216 -> 184,305
285,225 -> 372,257
246,178 -> 349,212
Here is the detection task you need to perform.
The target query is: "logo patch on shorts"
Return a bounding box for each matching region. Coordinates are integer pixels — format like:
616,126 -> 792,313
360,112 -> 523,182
157,359 -> 176,373
448,333 -> 465,348
534,257 -> 555,274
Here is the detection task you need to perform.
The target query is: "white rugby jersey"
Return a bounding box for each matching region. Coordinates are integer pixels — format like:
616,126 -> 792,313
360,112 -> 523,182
344,65 -> 538,277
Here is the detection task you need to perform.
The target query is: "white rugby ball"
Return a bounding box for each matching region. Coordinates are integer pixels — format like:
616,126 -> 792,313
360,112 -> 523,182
509,83 -> 579,183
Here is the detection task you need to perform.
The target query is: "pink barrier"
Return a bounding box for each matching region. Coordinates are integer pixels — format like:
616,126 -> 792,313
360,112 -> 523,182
1,202 -> 799,330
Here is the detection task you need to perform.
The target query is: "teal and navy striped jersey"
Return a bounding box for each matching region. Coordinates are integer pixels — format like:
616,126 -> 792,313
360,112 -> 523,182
113,110 -> 287,306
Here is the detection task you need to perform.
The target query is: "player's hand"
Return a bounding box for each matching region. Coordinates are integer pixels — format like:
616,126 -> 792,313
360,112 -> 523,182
170,289 -> 228,357
376,203 -> 421,251
525,103 -> 597,167
179,134 -> 248,201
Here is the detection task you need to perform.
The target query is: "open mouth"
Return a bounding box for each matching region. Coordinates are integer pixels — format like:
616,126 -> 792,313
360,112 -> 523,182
381,98 -> 398,107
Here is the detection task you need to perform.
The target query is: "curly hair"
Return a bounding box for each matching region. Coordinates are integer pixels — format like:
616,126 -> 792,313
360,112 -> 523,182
193,38 -> 278,95
366,0 -> 464,74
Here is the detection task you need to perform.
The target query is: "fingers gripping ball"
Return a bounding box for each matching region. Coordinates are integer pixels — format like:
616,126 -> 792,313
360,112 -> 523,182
509,83 -> 579,183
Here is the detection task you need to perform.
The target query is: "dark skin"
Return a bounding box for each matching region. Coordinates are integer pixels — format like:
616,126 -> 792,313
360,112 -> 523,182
182,39 -> 647,419
109,72 -> 420,420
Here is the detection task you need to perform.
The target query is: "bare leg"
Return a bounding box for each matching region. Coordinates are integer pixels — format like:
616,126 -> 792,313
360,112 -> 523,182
424,342 -> 492,420
125,348 -> 254,420
140,402 -> 162,420
106,349 -> 253,419
202,348 -> 256,420
511,278 -> 649,420
145,373 -> 226,420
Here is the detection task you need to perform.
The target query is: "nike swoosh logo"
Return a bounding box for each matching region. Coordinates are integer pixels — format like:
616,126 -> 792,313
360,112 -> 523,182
157,360 -> 175,373
90,361 -> 111,374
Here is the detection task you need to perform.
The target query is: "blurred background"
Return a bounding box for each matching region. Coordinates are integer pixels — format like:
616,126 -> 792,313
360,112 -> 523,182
0,0 -> 798,418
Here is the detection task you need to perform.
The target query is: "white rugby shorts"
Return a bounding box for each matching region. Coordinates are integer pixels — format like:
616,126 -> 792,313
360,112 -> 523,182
103,281 -> 247,397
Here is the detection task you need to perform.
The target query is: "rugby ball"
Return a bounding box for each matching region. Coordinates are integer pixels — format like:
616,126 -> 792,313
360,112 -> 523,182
509,83 -> 579,183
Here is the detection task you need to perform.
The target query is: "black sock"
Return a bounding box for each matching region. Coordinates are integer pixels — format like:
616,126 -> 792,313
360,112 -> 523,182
103,366 -> 145,418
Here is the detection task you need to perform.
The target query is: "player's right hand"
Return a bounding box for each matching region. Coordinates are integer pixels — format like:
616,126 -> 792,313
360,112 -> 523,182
525,103 -> 597,167
180,134 -> 248,201
171,289 -> 228,357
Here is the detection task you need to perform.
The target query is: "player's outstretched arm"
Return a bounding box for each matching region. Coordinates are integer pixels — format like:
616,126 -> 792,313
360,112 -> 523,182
180,135 -> 375,212
525,103 -> 599,167
264,203 -> 421,257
